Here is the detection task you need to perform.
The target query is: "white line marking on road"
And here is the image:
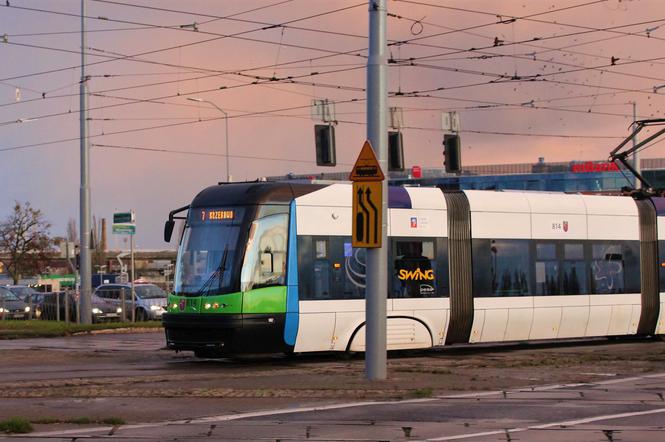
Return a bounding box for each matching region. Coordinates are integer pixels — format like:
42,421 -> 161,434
425,407 -> 665,441
20,372 -> 665,439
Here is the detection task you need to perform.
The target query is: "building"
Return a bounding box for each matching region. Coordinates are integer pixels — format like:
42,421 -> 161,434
269,157 -> 665,194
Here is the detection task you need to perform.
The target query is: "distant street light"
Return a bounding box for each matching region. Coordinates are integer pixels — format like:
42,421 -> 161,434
187,97 -> 231,182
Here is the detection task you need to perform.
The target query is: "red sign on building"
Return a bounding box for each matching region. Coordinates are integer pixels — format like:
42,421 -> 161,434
570,161 -> 619,173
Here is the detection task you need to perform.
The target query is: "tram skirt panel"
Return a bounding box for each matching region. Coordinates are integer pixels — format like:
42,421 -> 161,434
443,191 -> 474,344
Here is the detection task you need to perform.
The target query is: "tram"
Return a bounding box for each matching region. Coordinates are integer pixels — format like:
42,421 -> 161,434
162,181 -> 665,357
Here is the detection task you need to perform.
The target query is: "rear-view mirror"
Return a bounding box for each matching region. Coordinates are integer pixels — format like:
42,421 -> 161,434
164,220 -> 175,242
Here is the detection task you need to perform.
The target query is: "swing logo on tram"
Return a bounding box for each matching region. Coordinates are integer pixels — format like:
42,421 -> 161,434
398,268 -> 435,281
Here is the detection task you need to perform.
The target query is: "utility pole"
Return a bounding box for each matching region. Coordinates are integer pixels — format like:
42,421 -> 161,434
366,0 -> 388,380
79,0 -> 92,324
633,102 -> 640,189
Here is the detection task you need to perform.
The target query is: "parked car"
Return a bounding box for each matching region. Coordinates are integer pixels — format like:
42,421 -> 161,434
92,283 -> 167,321
8,286 -> 44,319
0,286 -> 31,320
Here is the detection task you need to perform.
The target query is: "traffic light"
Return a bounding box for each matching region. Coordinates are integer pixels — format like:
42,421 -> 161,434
388,131 -> 405,171
443,134 -> 461,173
314,124 -> 336,166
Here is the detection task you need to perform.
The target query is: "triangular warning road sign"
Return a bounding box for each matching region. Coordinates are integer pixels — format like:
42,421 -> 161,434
349,140 -> 385,182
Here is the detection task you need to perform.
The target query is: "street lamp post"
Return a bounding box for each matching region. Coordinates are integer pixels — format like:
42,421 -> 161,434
187,97 -> 230,182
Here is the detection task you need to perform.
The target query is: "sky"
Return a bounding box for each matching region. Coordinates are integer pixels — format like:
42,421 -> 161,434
1,0 -> 665,249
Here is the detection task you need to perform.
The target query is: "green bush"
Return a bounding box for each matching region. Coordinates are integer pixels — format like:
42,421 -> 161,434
0,417 -> 33,434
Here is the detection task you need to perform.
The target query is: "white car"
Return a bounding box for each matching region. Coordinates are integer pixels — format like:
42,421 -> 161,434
92,283 -> 167,321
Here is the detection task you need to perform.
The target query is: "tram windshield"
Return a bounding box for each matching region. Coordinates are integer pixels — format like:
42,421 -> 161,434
174,207 -> 247,296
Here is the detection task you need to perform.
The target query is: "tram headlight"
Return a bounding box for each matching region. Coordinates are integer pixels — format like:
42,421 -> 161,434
204,303 -> 211,310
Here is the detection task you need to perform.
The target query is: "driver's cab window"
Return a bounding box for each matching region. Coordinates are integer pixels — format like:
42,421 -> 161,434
241,212 -> 288,292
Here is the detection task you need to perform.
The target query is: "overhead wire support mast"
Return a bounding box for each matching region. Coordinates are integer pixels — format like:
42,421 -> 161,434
609,118 -> 665,194
79,0 -> 92,324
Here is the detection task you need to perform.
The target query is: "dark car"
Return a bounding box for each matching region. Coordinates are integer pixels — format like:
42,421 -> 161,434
0,286 -> 31,320
92,283 -> 167,321
8,286 -> 44,319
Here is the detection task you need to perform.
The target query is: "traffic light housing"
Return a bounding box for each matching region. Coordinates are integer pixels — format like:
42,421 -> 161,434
388,131 -> 405,171
443,134 -> 461,173
314,124 -> 336,166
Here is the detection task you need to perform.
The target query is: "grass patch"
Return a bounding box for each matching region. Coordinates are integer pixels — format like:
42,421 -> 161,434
412,387 -> 433,398
0,417 -> 33,434
0,320 -> 162,339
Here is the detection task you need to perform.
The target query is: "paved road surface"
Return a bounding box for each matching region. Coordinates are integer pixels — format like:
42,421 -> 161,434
0,332 -> 664,441
8,373 -> 665,441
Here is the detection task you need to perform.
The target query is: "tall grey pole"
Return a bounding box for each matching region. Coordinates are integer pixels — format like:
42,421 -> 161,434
224,111 -> 229,182
208,102 -> 229,182
632,101 -> 640,189
366,0 -> 388,380
186,98 -> 230,181
79,0 -> 92,324
130,233 -> 135,322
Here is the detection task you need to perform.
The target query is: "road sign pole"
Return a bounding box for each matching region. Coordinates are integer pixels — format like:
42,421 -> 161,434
366,0 -> 388,381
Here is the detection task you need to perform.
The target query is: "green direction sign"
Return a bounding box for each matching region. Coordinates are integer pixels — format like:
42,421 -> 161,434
112,224 -> 136,235
113,212 -> 134,224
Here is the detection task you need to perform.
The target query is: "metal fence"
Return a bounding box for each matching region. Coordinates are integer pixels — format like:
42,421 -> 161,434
0,291 -> 79,322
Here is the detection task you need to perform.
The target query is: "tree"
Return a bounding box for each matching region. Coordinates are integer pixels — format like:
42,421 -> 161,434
0,201 -> 54,284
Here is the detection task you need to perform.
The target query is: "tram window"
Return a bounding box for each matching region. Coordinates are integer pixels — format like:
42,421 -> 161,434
590,242 -> 626,294
473,239 -> 530,297
334,238 -> 365,299
390,238 -> 447,298
315,239 -> 328,259
240,213 -> 288,292
535,243 -> 559,295
297,236 -> 365,300
622,241 -> 641,293
562,243 -> 587,295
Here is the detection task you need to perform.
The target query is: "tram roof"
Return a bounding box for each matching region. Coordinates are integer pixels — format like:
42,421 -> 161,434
190,181 -> 325,208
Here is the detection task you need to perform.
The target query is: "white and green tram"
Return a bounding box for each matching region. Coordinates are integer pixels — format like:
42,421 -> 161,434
162,182 -> 665,357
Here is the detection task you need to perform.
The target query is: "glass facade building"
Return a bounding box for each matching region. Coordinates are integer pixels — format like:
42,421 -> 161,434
393,170 -> 635,193
270,158 -> 665,194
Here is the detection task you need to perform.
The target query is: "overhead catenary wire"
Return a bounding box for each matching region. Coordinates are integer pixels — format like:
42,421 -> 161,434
0,2 -> 369,83
0,64 -> 368,127
3,0 -> 653,87
394,0 -> 665,44
90,142 -> 355,167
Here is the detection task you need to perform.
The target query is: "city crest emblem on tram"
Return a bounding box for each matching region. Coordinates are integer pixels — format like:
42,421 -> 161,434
179,299 -> 186,311
563,221 -> 569,232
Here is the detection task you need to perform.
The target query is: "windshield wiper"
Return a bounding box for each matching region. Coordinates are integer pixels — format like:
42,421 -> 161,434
196,244 -> 229,297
